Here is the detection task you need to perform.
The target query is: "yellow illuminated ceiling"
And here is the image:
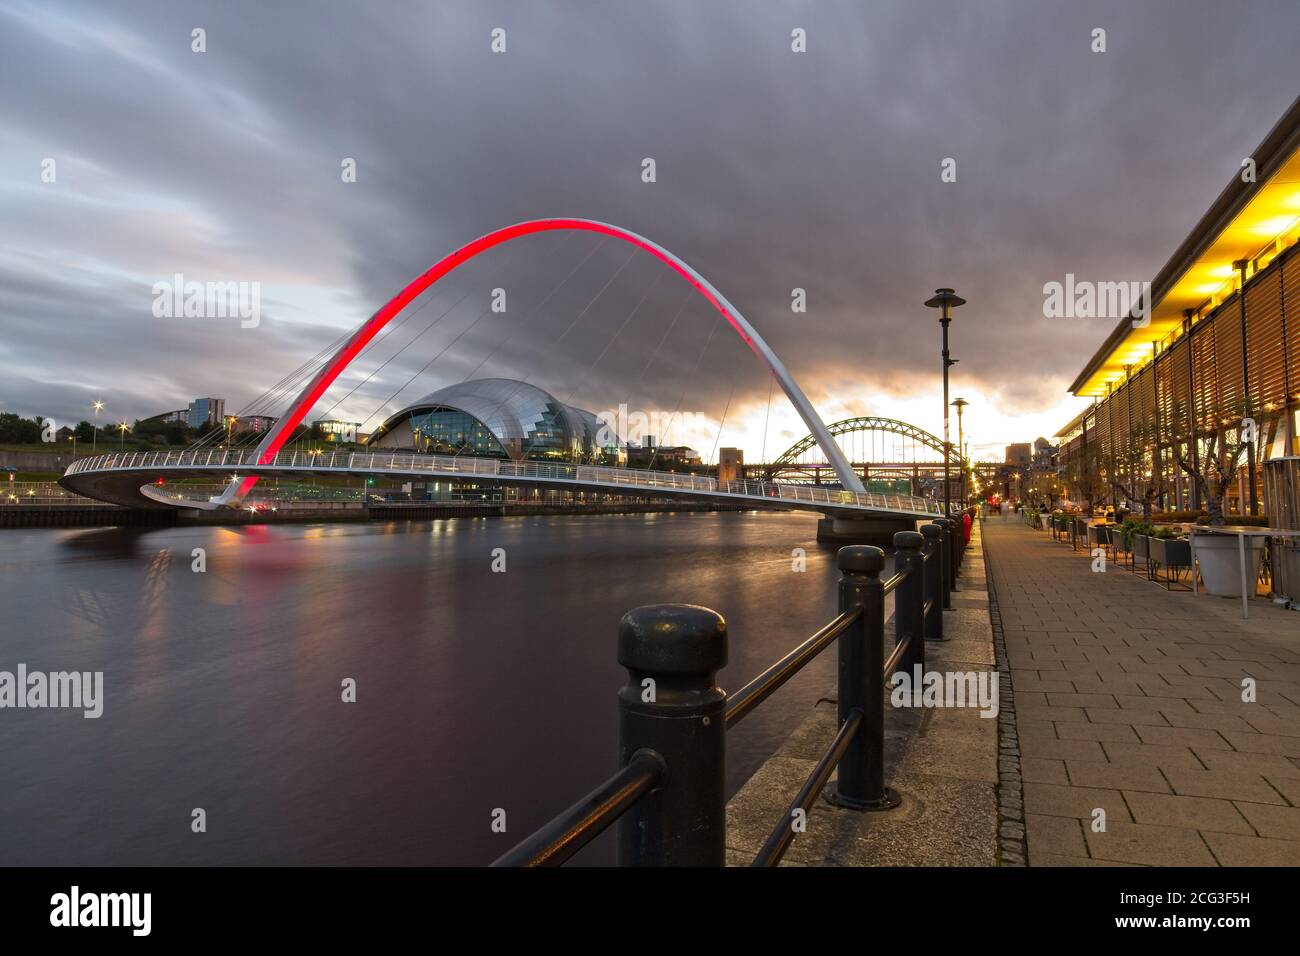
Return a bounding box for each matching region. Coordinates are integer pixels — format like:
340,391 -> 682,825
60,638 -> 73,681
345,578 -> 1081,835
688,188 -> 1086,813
1073,146 -> 1300,397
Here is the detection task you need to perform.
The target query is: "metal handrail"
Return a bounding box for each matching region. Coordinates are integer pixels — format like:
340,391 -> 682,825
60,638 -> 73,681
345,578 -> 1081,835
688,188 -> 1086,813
489,751 -> 664,867
495,520 -> 965,867
883,633 -> 913,677
751,710 -> 863,867
724,607 -> 863,729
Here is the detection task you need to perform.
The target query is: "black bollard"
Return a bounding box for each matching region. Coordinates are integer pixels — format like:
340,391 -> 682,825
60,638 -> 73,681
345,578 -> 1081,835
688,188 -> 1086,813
826,546 -> 898,811
893,530 -> 926,674
616,604 -> 727,866
936,518 -> 953,608
920,523 -> 945,641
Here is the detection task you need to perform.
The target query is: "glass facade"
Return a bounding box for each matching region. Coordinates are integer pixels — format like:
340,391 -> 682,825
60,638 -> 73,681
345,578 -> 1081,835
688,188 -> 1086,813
407,408 -> 508,457
368,378 -> 614,463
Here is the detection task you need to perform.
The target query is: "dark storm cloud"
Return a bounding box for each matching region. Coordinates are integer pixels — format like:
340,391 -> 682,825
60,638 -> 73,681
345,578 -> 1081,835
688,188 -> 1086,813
2,0 -> 1299,448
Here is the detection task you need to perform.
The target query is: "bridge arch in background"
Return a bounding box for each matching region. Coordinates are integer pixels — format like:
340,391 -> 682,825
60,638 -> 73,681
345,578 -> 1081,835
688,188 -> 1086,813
221,218 -> 863,504
763,416 -> 962,481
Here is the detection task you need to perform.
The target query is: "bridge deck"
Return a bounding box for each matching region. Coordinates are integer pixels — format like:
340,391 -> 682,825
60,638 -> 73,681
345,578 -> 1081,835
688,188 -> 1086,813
60,449 -> 945,518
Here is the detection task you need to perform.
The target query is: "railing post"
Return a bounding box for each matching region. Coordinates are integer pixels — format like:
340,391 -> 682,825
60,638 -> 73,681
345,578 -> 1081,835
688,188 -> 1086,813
920,523 -> 945,641
893,531 -> 925,675
827,546 -> 898,810
617,604 -> 727,866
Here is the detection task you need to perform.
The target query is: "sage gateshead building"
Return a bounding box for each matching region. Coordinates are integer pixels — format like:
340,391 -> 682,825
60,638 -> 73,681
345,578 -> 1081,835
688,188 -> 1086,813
365,378 -> 617,463
1055,95 -> 1300,518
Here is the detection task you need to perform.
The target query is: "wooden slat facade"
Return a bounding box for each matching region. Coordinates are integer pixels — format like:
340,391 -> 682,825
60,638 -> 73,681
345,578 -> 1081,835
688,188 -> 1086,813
1058,242 -> 1300,513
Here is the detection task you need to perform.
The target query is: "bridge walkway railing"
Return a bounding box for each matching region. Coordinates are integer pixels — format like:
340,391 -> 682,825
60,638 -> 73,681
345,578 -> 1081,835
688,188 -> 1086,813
65,450 -> 943,516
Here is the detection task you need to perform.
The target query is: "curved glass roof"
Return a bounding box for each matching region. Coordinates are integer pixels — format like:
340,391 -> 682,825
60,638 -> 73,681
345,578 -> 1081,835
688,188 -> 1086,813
368,378 -> 614,461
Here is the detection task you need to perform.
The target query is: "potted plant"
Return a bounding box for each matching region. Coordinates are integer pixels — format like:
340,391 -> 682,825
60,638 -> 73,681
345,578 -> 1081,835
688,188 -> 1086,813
1148,526 -> 1193,588
1190,519 -> 1268,598
1071,515 -> 1089,549
1126,519 -> 1156,567
1109,520 -> 1132,561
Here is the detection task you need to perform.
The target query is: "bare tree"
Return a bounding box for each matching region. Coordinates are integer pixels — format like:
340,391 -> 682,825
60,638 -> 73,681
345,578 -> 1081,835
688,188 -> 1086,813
1171,400 -> 1269,526
1061,441 -> 1108,515
1112,419 -> 1168,521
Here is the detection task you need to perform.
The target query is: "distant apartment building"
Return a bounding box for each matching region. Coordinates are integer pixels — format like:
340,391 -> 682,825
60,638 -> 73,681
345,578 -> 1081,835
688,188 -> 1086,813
187,397 -> 225,430
234,415 -> 276,435
625,444 -> 702,469
717,447 -> 744,483
1004,443 -> 1031,467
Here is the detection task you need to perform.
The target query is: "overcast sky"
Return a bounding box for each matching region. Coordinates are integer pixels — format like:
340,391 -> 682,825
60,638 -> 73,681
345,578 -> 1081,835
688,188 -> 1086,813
3,0 -> 1300,462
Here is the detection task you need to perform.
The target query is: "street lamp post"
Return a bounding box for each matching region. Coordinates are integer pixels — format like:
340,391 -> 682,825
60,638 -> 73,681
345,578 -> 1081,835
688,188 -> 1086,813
92,400 -> 103,454
118,421 -> 129,451
951,397 -> 968,507
925,288 -> 965,516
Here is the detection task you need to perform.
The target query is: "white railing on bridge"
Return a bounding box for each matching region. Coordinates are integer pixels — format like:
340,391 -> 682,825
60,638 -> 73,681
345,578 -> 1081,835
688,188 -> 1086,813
64,449 -> 944,516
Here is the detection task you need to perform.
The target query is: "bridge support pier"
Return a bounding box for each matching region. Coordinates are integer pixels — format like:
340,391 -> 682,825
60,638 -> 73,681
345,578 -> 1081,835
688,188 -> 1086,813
815,515 -> 917,549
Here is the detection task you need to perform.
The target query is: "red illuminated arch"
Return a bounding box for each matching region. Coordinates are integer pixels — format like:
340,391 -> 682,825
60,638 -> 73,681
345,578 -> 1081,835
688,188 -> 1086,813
224,218 -> 863,501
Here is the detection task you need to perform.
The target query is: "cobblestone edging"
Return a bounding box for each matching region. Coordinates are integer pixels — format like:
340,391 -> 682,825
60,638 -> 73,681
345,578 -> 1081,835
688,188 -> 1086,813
984,529 -> 1028,866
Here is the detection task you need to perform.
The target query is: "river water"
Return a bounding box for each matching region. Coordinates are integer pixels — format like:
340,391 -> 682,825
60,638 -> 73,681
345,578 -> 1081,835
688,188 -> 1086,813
0,511 -> 881,865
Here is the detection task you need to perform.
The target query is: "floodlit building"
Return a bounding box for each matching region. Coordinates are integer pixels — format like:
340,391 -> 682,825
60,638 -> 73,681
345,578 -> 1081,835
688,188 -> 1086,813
365,378 -> 615,463
718,447 -> 744,483
313,419 -> 361,443
1056,95 -> 1300,516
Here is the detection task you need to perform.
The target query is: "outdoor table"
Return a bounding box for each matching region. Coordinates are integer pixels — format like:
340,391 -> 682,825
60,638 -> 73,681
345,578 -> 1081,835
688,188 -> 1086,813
1189,525 -> 1300,620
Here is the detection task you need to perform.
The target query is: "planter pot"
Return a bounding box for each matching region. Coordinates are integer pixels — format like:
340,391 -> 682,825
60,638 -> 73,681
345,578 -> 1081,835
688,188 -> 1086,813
1193,534 -> 1266,598
1087,524 -> 1104,548
1150,537 -> 1192,569
1133,534 -> 1150,562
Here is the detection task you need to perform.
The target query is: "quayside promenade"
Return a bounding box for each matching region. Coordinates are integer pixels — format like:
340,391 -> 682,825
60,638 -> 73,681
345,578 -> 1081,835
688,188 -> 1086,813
725,520 -> 1000,866
984,519 -> 1300,866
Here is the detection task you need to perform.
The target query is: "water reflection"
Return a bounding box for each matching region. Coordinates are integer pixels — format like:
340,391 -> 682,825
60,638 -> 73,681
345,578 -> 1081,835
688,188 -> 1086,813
1,511 -> 849,865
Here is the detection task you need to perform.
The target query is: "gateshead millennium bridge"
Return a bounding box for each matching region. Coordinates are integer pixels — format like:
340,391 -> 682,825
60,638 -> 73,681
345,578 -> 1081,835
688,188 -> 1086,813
59,219 -> 961,532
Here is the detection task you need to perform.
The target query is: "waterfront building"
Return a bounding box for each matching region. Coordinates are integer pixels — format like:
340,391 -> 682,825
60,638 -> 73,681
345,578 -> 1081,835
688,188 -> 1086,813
718,447 -> 744,483
625,444 -> 702,469
1055,96 -> 1300,516
365,378 -> 614,464
313,419 -> 361,443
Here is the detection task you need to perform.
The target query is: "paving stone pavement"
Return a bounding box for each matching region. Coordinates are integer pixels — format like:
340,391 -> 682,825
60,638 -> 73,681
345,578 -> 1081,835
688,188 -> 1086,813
984,516 -> 1300,867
